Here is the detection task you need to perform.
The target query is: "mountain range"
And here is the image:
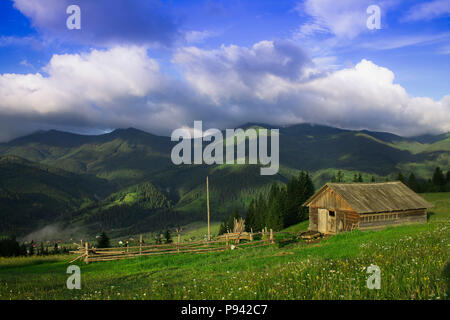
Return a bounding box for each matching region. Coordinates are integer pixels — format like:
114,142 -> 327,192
0,123 -> 448,238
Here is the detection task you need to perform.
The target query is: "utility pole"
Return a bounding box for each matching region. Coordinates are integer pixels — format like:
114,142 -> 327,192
207,176 -> 211,241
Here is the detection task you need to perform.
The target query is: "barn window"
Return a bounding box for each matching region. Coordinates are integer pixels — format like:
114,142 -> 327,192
329,210 -> 335,217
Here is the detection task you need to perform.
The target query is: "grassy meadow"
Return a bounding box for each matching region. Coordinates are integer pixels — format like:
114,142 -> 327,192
0,193 -> 449,300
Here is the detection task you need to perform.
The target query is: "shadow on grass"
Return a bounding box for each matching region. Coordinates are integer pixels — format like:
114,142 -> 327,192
444,260 -> 450,298
0,257 -> 62,270
276,236 -> 301,248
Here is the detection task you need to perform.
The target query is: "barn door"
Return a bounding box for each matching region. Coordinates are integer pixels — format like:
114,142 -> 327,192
328,211 -> 336,233
318,209 -> 328,233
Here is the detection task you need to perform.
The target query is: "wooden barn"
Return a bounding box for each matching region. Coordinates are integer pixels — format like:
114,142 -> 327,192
303,181 -> 433,234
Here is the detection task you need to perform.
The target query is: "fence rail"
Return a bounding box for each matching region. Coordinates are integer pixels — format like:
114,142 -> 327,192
69,228 -> 301,263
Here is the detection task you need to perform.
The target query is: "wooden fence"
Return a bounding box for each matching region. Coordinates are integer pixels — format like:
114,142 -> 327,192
69,229 -> 299,264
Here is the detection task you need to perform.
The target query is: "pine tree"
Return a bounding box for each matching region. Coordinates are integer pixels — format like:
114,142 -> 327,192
164,229 -> 172,244
254,194 -> 267,231
52,243 -> 59,255
97,231 -> 110,248
432,167 -> 446,191
218,221 -> 227,235
29,241 -> 34,256
0,237 -> 21,257
266,183 -> 284,231
154,232 -> 162,244
336,171 -> 344,182
397,172 -> 405,183
371,176 -> 375,182
407,173 -> 419,192
277,185 -> 288,228
19,243 -> 27,256
446,171 -> 450,192
245,200 -> 256,232
284,175 -> 300,227
358,173 -> 363,182
300,172 -> 315,221
243,171 -> 315,232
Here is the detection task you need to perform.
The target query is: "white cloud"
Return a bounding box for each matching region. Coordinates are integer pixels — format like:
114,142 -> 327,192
294,22 -> 330,38
0,46 -> 189,140
294,0 -> 403,40
0,42 -> 449,142
438,45 -> 450,54
0,47 -> 159,113
359,32 -> 450,50
295,0 -> 376,39
12,0 -> 180,46
296,60 -> 450,135
173,43 -> 450,136
0,36 -> 43,49
173,40 -> 314,103
184,30 -> 219,44
402,0 -> 450,22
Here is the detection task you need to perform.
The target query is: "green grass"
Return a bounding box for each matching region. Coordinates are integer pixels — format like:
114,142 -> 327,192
178,222 -> 221,241
422,192 -> 450,219
1,193 -> 449,300
281,220 -> 309,233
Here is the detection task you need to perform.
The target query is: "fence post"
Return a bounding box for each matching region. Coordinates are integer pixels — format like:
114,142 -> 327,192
139,234 -> 142,256
250,232 -> 253,242
226,235 -> 229,250
177,234 -> 181,253
270,229 -> 274,244
84,241 -> 89,264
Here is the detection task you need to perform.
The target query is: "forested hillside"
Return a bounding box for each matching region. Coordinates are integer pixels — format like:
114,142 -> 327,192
0,123 -> 448,237
0,156 -> 112,235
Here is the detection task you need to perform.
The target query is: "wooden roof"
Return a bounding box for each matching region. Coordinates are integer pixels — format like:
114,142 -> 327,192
304,181 -> 433,214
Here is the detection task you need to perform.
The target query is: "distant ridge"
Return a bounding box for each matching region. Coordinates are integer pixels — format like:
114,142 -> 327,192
5,123 -> 449,144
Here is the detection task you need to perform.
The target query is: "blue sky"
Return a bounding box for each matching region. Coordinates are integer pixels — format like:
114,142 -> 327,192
0,0 -> 449,140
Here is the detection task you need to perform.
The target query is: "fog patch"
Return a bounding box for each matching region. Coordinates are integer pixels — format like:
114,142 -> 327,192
21,223 -> 87,242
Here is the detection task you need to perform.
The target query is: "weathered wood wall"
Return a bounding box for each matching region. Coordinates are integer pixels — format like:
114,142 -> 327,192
359,209 -> 427,230
308,188 -> 354,211
308,187 -> 359,233
336,210 -> 359,232
308,207 -> 318,231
